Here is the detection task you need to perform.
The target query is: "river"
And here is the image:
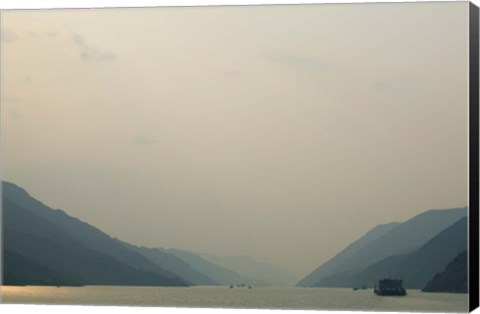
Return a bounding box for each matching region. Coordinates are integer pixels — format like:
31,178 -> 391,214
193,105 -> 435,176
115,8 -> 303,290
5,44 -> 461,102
1,286 -> 468,312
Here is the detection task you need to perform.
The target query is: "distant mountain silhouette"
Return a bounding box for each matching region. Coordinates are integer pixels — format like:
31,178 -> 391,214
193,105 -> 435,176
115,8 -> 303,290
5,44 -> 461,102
298,207 -> 467,287
3,181 -> 188,286
297,222 -> 400,287
422,250 -> 468,293
199,253 -> 297,286
314,216 -> 467,289
116,240 -> 218,285
3,182 -> 171,275
165,249 -> 251,285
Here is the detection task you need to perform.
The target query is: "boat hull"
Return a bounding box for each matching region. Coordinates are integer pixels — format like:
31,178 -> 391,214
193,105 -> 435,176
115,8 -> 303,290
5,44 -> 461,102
374,288 -> 407,296
374,278 -> 407,296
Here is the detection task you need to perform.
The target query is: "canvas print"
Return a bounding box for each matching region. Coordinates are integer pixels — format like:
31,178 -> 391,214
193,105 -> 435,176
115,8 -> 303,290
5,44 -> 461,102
0,1 -> 478,312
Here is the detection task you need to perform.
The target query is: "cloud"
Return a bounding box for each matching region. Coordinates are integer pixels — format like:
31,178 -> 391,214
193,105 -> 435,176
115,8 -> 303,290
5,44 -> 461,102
81,51 -> 116,62
70,32 -> 116,62
132,135 -> 157,147
71,32 -> 88,49
28,30 -> 59,38
2,97 -> 24,120
21,75 -> 33,85
1,29 -> 18,43
267,52 -> 338,72
1,29 -> 59,42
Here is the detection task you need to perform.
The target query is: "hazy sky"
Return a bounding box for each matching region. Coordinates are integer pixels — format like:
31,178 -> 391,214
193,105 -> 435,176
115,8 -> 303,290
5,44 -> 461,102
1,2 -> 469,277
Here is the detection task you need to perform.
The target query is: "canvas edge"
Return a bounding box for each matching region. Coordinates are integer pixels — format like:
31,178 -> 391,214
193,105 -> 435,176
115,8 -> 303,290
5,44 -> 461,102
469,1 -> 480,312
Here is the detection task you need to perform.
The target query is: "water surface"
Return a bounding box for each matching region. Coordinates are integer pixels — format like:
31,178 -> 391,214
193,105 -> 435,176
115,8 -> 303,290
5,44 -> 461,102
1,286 -> 468,312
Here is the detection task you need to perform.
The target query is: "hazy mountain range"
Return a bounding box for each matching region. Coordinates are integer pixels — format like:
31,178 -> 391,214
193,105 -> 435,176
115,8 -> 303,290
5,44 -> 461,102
3,182 -> 188,286
297,207 -> 467,290
2,181 -> 469,291
114,241 -> 218,286
198,252 -> 297,286
296,221 -> 401,287
2,181 -> 294,287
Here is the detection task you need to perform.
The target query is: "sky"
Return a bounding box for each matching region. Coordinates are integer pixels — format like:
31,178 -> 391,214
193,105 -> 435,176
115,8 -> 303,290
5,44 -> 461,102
0,2 -> 470,277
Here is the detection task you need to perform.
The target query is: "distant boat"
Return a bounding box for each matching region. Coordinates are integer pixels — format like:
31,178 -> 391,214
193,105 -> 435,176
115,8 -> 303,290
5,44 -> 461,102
229,284 -> 252,289
374,279 -> 407,296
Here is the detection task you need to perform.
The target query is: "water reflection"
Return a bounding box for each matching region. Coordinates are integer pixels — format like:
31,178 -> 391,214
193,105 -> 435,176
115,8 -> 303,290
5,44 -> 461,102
1,286 -> 469,312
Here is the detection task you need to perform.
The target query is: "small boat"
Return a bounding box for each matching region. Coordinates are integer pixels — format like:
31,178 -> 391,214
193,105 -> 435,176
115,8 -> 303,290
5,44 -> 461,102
374,278 -> 406,296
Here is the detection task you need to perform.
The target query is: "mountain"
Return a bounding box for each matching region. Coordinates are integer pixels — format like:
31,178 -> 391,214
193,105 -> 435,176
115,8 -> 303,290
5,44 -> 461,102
165,249 -> 251,285
297,207 -> 467,287
3,182 -> 169,275
422,250 -> 468,293
297,222 -> 400,287
314,216 -> 468,289
199,253 -> 297,286
3,249 -> 81,286
117,240 -> 218,285
2,181 -> 189,286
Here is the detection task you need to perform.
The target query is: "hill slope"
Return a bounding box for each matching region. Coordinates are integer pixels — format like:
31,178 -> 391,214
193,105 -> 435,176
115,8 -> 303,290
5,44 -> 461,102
166,249 -> 250,285
297,222 -> 400,286
117,241 -> 218,285
315,216 -> 467,289
422,250 -> 468,293
3,249 -> 81,286
2,181 -> 188,286
298,207 -> 467,287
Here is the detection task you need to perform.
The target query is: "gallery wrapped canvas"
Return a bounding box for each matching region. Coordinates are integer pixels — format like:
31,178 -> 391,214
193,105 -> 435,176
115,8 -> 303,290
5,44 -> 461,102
0,0 -> 478,313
